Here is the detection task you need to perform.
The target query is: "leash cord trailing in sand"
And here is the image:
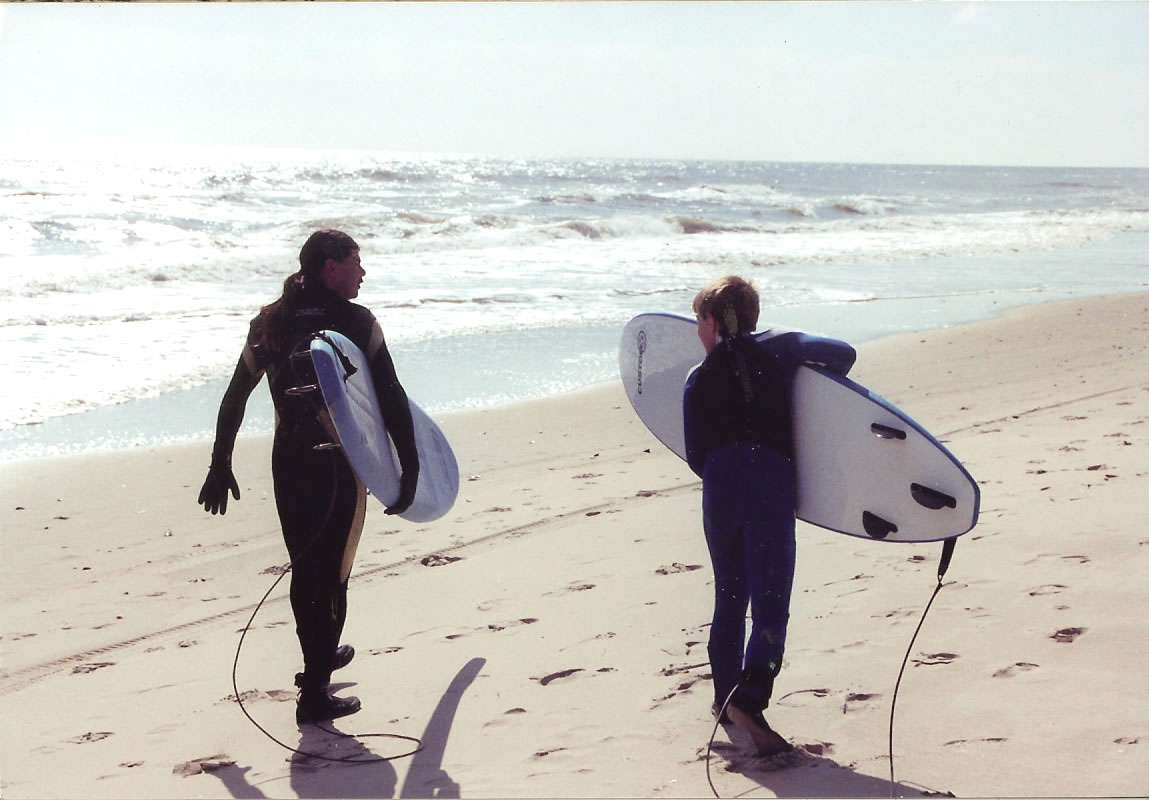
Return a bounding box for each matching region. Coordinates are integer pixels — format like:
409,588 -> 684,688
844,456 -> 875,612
705,682 -> 744,798
888,537 -> 957,798
231,563 -> 424,764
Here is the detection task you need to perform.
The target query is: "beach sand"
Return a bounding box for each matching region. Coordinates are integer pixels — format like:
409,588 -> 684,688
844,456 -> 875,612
2,293 -> 1146,799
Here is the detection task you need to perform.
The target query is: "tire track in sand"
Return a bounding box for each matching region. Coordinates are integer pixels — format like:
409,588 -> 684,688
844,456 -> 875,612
0,480 -> 697,696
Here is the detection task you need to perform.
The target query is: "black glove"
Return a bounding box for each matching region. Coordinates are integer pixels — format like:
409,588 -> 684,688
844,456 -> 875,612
198,455 -> 240,515
384,470 -> 418,516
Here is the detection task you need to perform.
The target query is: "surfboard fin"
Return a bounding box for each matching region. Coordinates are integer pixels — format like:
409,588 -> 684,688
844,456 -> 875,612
862,511 -> 898,540
911,483 -> 957,510
870,423 -> 907,440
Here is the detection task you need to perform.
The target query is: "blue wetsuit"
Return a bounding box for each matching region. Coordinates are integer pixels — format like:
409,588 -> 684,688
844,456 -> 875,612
683,329 -> 854,712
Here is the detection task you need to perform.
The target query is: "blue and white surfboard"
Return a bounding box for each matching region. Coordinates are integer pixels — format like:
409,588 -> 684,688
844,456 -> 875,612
619,313 -> 979,543
310,330 -> 459,523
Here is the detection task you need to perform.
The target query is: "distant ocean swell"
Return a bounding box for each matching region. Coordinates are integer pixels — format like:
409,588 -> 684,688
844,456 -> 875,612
7,197 -> 1144,265
2,149 -> 1148,447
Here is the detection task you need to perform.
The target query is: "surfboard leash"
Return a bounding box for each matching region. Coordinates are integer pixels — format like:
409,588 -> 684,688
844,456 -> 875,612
887,536 -> 957,797
705,683 -> 742,797
230,556 -> 423,765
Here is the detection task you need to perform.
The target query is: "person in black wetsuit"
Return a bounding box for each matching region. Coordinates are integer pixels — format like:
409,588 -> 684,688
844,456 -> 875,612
683,275 -> 854,755
197,229 -> 419,724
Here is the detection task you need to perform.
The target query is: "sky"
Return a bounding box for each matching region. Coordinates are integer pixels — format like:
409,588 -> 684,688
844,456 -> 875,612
0,1 -> 1147,167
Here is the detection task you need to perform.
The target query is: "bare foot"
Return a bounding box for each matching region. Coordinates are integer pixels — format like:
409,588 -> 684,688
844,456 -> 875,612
727,705 -> 792,757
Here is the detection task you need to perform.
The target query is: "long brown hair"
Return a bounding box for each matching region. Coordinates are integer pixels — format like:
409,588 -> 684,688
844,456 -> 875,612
259,229 -> 359,353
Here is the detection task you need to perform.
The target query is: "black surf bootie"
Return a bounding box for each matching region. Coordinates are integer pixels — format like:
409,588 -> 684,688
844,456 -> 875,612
294,644 -> 356,689
296,686 -> 361,725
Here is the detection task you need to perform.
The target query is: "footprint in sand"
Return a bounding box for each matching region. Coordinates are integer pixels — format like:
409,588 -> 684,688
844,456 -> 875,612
943,737 -> 1007,747
710,744 -> 808,773
655,562 -> 703,576
537,668 -> 590,686
543,582 -> 597,597
446,618 -> 539,640
661,662 -> 709,678
421,554 -> 463,567
222,689 -> 295,705
531,747 -> 567,760
652,670 -> 709,706
483,708 -> 529,729
796,740 -> 835,757
1051,627 -> 1086,643
1028,584 -> 1068,596
842,692 -> 881,714
913,652 -> 959,667
172,754 -> 236,777
72,662 -> 115,674
776,688 -> 833,707
993,662 -> 1040,678
67,731 -> 114,744
487,618 -> 540,633
367,646 -> 403,656
823,573 -> 874,586
1025,553 -> 1090,566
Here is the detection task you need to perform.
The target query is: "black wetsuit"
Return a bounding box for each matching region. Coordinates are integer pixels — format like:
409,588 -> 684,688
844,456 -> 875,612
212,284 -> 418,688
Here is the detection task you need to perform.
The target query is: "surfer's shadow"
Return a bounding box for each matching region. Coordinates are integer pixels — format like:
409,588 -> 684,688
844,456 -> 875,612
286,659 -> 483,798
285,725 -> 399,798
202,730 -> 400,800
726,747 -> 944,799
210,657 -> 485,800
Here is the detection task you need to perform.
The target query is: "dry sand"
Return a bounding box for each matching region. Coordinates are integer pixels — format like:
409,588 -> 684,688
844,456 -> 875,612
2,292 -> 1147,798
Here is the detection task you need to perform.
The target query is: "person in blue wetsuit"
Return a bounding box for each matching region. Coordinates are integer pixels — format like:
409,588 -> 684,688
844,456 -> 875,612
197,229 -> 419,724
683,275 -> 855,755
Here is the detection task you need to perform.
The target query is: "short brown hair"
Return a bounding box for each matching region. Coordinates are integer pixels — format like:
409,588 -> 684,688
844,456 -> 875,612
692,275 -> 759,337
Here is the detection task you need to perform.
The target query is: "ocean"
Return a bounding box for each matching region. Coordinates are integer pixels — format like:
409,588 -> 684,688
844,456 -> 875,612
2,145 -> 1147,461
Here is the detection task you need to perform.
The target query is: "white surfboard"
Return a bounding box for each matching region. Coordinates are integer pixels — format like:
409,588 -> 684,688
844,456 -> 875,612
310,330 -> 459,523
619,313 -> 979,543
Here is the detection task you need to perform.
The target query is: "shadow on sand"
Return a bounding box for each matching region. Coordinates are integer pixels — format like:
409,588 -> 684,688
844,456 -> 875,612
708,735 -> 953,799
210,657 -> 486,799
